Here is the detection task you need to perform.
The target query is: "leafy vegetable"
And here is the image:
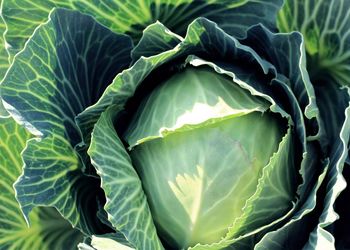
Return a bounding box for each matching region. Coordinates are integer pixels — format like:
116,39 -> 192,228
0,0 -> 349,249
0,116 -> 83,249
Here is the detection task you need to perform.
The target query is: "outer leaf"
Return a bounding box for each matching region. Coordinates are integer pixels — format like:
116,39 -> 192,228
303,87 -> 350,249
131,21 -> 183,62
333,163 -> 350,249
278,0 -> 350,86
0,116 -> 83,249
88,106 -> 164,250
0,8 -> 132,235
278,0 -> 350,246
0,1 -> 9,80
239,24 -> 325,201
0,0 -> 9,116
2,0 -> 283,59
254,164 -> 328,250
15,135 -> 106,234
240,24 -> 320,138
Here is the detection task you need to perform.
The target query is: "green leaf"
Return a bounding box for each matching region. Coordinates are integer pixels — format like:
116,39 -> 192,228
254,163 -> 328,249
79,234 -> 136,250
240,25 -> 326,209
304,87 -> 350,248
15,134 -> 106,234
0,0 -> 9,116
0,116 -> 83,249
227,127 -> 296,238
278,1 -> 350,246
88,106 -> 164,250
131,21 -> 183,62
77,17 -> 284,137
277,0 -> 350,86
2,0 -> 283,59
240,24 -> 320,136
124,66 -> 270,148
0,8 -> 133,235
0,4 -> 9,80
182,57 -> 323,249
89,236 -> 134,250
129,111 -> 286,249
1,7 -> 132,141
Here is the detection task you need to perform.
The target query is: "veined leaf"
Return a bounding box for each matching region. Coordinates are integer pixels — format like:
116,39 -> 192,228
0,116 -> 83,250
0,0 -> 9,80
0,8 -> 133,235
278,1 -> 350,247
2,0 -> 283,60
254,163 -> 328,250
0,0 -> 9,116
278,0 -> 350,87
88,106 -> 164,250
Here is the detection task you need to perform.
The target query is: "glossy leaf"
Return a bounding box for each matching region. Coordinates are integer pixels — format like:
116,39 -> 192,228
130,112 -> 286,248
88,106 -> 164,250
124,66 -> 270,148
2,0 -> 283,59
278,0 -> 350,87
0,0 -> 9,116
0,116 -> 83,250
0,8 -> 133,235
304,86 -> 350,248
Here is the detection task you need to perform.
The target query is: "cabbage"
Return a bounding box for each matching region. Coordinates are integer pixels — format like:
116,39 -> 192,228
0,1 -> 349,249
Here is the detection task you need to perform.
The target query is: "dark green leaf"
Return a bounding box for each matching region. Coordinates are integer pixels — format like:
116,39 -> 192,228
2,0 -> 283,59
0,8 -> 133,235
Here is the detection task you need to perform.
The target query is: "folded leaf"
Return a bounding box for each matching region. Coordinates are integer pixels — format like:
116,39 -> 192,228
0,116 -> 83,250
2,0 -> 283,59
0,8 -> 133,235
88,106 -> 164,250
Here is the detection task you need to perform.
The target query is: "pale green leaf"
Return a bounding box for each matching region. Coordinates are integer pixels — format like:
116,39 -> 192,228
124,66 -> 270,148
130,111 -> 286,249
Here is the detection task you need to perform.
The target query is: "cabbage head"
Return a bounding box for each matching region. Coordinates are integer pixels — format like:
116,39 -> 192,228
0,1 -> 349,250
